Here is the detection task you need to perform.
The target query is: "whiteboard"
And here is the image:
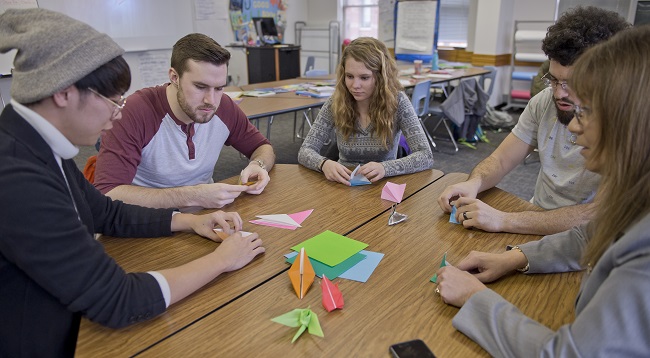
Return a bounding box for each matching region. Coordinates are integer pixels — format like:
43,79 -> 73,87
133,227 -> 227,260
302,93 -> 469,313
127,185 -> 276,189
394,0 -> 438,61
0,0 -> 40,75
37,0 -> 194,52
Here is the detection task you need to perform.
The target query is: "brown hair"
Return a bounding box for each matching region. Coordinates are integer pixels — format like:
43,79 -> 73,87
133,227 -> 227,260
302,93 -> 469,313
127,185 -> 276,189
171,33 -> 231,77
331,37 -> 403,148
569,25 -> 650,266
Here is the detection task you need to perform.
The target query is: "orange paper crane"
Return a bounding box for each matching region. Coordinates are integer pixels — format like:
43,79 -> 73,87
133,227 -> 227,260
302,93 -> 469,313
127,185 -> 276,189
288,248 -> 315,299
321,275 -> 344,312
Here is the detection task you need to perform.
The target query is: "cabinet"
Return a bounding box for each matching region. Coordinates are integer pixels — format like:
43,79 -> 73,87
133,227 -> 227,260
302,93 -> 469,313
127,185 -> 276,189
246,45 -> 301,84
503,21 -> 552,110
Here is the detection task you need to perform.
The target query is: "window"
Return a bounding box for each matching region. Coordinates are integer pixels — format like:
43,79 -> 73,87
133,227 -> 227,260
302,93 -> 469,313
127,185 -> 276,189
341,0 -> 468,48
437,0 -> 469,48
342,0 -> 379,40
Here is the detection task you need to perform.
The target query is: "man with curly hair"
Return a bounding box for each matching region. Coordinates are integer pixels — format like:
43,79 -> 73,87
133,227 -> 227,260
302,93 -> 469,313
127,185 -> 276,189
437,6 -> 629,235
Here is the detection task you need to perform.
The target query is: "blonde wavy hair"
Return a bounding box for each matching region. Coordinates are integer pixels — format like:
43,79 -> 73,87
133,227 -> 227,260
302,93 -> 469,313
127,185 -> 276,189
569,26 -> 650,267
331,37 -> 403,148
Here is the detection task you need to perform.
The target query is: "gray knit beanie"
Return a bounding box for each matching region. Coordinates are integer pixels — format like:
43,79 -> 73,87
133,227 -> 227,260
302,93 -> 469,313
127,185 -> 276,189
0,8 -> 124,103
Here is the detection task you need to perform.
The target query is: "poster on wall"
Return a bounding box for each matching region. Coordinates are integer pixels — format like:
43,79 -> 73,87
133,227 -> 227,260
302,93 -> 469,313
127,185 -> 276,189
229,0 -> 288,45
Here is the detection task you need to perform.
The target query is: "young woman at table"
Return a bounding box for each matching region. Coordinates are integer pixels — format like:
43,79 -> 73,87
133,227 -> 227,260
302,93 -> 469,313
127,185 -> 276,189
436,26 -> 650,356
297,37 -> 433,185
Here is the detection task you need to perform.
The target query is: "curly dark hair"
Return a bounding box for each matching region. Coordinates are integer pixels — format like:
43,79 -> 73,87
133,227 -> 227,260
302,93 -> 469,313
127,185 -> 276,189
542,6 -> 630,66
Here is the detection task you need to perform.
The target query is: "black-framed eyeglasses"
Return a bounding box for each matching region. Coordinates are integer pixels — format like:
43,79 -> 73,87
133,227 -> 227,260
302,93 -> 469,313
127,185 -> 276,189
573,104 -> 591,126
541,72 -> 569,91
89,88 -> 126,118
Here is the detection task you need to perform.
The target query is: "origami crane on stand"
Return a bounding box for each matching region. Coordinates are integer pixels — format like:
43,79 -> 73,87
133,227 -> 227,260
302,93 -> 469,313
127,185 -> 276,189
288,248 -> 315,299
382,182 -> 407,225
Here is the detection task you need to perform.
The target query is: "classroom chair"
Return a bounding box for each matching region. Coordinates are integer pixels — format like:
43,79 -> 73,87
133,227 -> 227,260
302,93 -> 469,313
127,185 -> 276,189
304,56 -> 315,75
428,78 -> 489,154
409,80 -> 437,151
294,67 -> 329,142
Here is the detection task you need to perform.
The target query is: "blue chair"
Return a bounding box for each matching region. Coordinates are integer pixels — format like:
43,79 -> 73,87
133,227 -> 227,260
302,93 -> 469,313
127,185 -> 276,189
305,69 -> 328,77
410,80 -> 437,151
304,56 -> 315,75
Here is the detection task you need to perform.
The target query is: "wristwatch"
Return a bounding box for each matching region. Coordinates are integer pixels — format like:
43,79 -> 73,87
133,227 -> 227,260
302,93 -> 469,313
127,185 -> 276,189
251,159 -> 266,171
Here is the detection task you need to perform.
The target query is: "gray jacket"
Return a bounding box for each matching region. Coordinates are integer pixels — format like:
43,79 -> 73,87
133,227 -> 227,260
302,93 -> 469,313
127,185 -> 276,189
453,213 -> 650,357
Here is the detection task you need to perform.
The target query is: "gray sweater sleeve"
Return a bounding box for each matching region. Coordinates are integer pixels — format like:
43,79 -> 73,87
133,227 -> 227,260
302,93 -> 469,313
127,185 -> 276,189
453,251 -> 650,357
453,216 -> 650,357
519,224 -> 589,274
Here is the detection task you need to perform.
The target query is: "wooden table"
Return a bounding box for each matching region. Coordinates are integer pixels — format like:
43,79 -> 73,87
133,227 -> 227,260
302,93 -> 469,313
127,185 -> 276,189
234,78 -> 332,140
138,173 -> 581,357
76,165 -> 444,357
399,66 -> 492,88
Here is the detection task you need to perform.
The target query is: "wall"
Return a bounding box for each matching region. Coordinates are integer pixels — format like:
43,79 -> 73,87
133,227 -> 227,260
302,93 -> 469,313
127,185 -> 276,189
468,0 -> 555,104
0,0 -> 309,102
1,0 -> 560,104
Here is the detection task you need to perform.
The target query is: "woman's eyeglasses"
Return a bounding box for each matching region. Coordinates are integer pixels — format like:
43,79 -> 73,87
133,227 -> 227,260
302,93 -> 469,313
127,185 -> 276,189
89,88 -> 126,118
573,104 -> 591,126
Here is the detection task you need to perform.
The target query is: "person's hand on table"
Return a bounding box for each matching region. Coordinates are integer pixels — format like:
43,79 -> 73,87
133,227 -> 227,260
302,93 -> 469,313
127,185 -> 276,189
195,183 -> 248,208
212,231 -> 265,272
436,265 -> 487,307
358,162 -> 386,182
322,160 -> 352,186
240,162 -> 270,195
452,197 -> 506,232
171,210 -> 243,242
437,181 -> 479,212
455,250 -> 526,283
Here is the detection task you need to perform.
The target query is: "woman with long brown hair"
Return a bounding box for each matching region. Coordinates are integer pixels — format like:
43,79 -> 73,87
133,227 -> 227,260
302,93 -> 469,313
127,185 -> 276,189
298,37 -> 433,185
436,25 -> 650,356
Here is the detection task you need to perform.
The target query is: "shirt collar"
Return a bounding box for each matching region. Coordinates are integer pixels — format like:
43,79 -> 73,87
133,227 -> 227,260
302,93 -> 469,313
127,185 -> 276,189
11,99 -> 79,160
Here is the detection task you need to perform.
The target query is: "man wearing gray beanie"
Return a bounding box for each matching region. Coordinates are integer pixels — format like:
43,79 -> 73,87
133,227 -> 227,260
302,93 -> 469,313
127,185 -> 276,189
0,8 -> 264,357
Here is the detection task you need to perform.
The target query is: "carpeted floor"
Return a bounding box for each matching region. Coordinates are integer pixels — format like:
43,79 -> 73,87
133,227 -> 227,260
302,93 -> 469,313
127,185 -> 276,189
74,108 -> 539,200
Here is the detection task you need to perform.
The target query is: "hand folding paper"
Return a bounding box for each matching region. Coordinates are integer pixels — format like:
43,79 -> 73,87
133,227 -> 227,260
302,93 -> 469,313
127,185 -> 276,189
349,164 -> 371,186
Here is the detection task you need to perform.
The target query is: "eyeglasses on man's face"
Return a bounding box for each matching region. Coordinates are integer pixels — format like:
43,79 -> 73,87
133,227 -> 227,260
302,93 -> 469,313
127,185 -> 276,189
573,104 -> 592,126
89,88 -> 126,118
541,72 -> 570,91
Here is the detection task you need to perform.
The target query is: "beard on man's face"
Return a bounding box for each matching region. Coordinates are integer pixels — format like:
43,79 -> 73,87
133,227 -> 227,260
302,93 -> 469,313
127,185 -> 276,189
554,97 -> 575,126
556,107 -> 575,125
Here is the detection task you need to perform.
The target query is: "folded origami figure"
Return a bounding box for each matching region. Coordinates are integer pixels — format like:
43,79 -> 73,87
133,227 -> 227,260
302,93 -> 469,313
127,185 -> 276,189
271,307 -> 324,343
321,275 -> 344,312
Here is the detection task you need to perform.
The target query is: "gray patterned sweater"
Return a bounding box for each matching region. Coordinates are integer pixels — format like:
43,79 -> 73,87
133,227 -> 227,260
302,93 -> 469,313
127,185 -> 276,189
298,92 -> 434,177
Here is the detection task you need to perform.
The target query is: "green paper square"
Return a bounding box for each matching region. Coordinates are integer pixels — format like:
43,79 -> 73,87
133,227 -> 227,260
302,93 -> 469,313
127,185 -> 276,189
291,230 -> 368,266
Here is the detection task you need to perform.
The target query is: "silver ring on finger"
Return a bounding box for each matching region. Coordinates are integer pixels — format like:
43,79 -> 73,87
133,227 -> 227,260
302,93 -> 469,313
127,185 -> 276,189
462,212 -> 469,221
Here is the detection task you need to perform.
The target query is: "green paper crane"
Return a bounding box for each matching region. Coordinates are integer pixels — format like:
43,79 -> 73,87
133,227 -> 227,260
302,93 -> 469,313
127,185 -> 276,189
430,252 -> 448,283
271,307 -> 324,343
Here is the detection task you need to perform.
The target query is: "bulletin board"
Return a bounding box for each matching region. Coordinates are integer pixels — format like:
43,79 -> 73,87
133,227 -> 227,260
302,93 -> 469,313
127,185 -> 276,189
394,0 -> 439,62
0,0 -> 40,76
37,0 -> 194,52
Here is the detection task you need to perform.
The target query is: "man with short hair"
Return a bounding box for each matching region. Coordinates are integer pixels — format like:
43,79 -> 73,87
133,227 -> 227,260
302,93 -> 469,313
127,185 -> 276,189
95,33 -> 275,210
0,9 -> 264,356
438,6 -> 630,235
